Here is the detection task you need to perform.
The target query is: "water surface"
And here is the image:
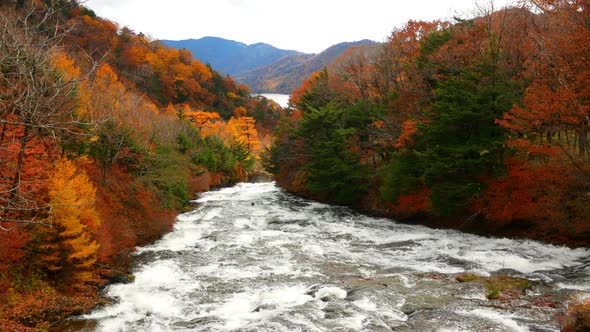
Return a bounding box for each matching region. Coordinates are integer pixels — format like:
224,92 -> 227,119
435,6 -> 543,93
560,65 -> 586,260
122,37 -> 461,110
62,182 -> 590,331
254,93 -> 290,108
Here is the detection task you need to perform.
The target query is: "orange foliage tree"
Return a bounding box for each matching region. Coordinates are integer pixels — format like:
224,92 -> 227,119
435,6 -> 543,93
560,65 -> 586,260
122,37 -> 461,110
375,20 -> 445,109
329,45 -> 379,102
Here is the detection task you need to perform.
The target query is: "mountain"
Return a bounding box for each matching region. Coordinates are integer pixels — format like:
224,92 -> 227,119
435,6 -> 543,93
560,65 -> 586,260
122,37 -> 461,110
162,37 -> 378,94
235,40 -> 378,94
161,37 -> 302,76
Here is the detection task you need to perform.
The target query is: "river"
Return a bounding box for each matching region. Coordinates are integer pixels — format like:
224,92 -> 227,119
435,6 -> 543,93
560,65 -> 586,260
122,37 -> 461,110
58,182 -> 589,331
253,93 -> 290,108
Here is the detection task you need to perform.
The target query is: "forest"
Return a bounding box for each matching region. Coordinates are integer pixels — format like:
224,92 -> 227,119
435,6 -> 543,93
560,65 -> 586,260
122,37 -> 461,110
0,0 -> 278,329
266,0 -> 589,247
0,0 -> 589,330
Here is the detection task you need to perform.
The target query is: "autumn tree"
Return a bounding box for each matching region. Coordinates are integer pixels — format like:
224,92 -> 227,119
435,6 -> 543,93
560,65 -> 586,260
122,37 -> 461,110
81,64 -> 126,122
41,157 -> 100,286
291,69 -> 341,111
374,20 -> 444,109
295,104 -> 368,205
482,0 -> 590,233
229,116 -> 261,155
329,45 -> 379,102
185,110 -> 220,130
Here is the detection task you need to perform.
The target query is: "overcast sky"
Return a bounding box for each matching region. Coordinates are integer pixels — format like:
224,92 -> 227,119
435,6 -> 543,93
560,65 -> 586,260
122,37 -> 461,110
84,0 -> 513,54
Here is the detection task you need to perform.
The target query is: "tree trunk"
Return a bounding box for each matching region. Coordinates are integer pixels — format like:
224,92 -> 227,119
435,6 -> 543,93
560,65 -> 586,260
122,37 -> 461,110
10,125 -> 31,199
0,122 -> 7,146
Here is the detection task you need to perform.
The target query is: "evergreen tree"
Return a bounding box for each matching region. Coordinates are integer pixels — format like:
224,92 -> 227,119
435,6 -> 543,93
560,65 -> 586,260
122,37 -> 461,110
385,59 -> 519,215
297,105 -> 368,205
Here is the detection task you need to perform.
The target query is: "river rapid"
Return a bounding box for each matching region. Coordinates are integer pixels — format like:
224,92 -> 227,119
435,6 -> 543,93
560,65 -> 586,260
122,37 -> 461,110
59,182 -> 589,331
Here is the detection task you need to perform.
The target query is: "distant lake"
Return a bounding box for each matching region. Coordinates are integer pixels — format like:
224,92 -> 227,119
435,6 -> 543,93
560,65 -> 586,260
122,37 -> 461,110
253,93 -> 290,108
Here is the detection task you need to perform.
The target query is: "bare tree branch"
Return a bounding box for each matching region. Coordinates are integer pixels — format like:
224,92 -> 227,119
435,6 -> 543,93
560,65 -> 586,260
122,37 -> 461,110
0,1 -> 101,229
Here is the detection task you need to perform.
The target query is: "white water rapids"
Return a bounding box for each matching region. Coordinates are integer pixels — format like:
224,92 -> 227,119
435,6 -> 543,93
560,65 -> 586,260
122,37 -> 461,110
64,182 -> 589,331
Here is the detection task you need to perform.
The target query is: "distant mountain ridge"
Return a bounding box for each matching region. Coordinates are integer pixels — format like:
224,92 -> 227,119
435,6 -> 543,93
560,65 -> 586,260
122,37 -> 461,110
162,37 -> 377,94
236,40 -> 377,94
161,37 -> 302,76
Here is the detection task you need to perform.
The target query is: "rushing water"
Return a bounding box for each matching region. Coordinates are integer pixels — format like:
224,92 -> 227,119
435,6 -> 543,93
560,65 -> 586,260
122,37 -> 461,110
59,182 -> 589,331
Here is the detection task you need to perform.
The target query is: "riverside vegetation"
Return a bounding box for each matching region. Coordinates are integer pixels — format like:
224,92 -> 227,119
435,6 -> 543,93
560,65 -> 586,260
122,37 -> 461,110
266,2 -> 590,248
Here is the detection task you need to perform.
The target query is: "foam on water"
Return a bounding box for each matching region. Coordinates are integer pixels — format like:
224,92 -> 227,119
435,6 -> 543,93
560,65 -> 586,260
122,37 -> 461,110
314,286 -> 347,300
458,309 -> 530,332
79,182 -> 589,331
193,182 -> 278,203
89,259 -> 199,331
212,285 -> 314,330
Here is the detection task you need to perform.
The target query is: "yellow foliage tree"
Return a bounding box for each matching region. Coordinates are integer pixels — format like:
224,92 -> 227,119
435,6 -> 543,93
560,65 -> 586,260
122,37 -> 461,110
81,64 -> 126,121
43,157 -> 100,286
185,110 -> 221,133
229,116 -> 261,155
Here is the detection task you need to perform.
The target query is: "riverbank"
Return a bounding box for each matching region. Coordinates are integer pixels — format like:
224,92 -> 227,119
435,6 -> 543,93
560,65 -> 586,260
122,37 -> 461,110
362,195 -> 590,249
0,170 -> 247,331
391,213 -> 590,249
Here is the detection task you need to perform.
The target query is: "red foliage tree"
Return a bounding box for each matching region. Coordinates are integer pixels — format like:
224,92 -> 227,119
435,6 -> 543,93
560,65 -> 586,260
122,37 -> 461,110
498,0 -> 589,159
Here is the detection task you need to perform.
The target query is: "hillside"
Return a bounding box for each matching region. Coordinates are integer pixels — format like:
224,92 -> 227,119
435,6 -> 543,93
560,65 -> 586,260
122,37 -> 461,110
236,40 -> 377,94
161,37 -> 302,76
0,2 -> 281,330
